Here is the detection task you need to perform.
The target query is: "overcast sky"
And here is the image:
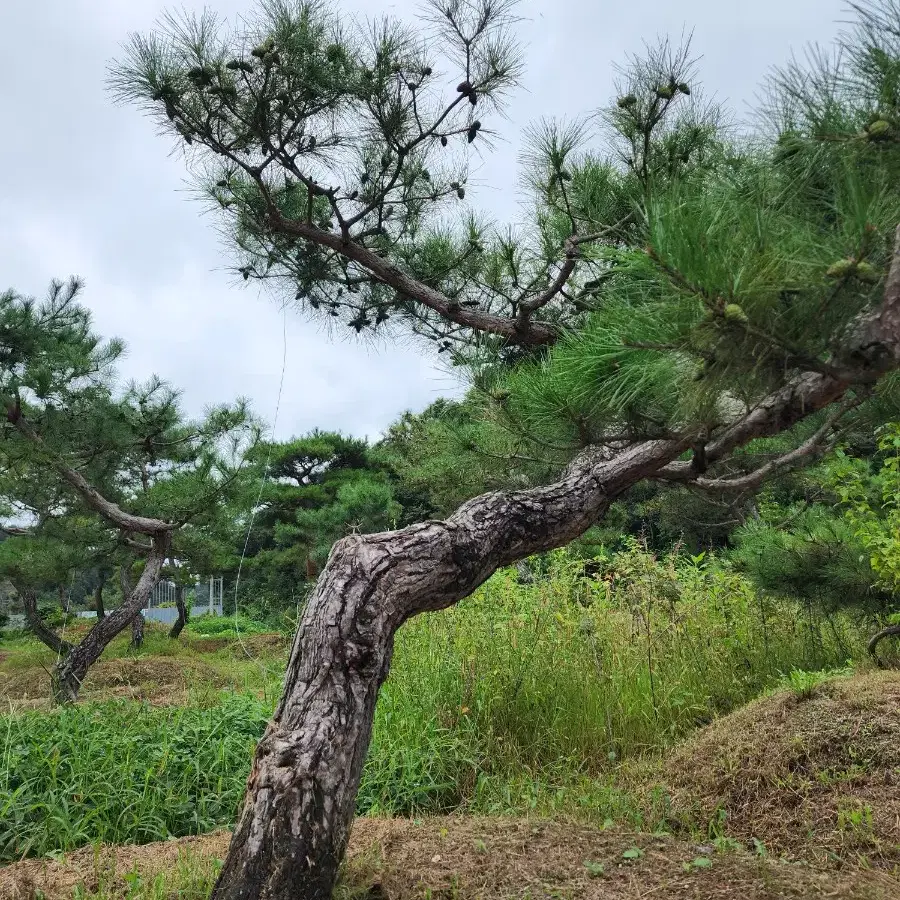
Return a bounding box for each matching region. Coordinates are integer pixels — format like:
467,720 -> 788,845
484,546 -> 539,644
0,0 -> 847,441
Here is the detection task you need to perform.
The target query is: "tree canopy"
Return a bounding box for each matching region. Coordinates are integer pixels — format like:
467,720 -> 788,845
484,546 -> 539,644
0,279 -> 259,697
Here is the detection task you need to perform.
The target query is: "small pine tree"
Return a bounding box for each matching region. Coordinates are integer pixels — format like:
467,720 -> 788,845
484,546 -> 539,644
0,280 -> 258,699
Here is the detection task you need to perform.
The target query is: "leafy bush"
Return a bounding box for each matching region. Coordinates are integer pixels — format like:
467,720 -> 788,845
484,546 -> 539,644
731,505 -> 883,612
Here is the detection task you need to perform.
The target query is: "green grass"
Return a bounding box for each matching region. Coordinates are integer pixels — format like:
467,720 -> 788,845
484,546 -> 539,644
0,695 -> 268,861
67,850 -> 223,900
0,544 -> 873,862
185,613 -> 274,639
369,544 -> 863,798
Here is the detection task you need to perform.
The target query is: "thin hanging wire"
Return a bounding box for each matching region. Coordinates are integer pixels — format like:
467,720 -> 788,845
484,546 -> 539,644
231,302 -> 289,676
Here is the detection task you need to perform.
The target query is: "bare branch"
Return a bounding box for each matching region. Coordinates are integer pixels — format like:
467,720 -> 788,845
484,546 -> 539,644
266,208 -> 558,345
517,236 -> 578,316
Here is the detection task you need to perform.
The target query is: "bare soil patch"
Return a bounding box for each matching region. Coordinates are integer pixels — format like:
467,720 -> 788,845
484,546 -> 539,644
1,817 -> 896,900
665,671 -> 900,871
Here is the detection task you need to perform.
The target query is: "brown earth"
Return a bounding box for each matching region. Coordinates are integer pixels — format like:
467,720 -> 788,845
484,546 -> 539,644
2,817 -> 897,900
664,670 -> 900,872
235,632 -> 292,656
0,656 -> 228,707
187,632 -> 291,658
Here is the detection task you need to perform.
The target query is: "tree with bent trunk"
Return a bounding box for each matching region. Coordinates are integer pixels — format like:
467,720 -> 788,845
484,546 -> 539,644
112,1 -> 900,896
0,280 -> 258,700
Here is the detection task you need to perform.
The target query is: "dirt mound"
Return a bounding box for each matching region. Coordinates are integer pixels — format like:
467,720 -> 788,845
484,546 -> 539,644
0,666 -> 52,703
0,656 -> 227,705
2,817 -> 895,900
239,632 -> 292,656
183,636 -> 231,654
179,631 -> 289,658
82,656 -> 227,698
664,671 -> 900,870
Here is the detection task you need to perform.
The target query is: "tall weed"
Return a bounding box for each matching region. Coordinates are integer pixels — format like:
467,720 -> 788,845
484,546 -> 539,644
1,544 -> 869,858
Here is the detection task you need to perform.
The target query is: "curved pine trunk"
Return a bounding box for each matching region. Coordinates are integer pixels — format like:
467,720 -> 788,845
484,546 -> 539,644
169,585 -> 188,639
211,440 -> 679,900
212,367 -> 854,900
51,543 -> 167,702
867,624 -> 900,666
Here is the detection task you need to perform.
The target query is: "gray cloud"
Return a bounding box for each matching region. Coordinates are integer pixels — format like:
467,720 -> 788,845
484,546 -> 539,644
0,0 -> 845,440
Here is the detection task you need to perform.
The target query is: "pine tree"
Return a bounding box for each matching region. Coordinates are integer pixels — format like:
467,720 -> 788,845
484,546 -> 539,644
240,431 -> 400,602
0,280 -> 258,699
110,1 -> 900,897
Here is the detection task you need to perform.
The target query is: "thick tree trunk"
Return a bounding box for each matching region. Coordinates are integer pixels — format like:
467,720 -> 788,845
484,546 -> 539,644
130,612 -> 145,649
169,585 -> 188,639
50,542 -> 167,703
867,624 -> 900,666
122,562 -> 145,650
58,584 -> 68,614
211,440 -> 685,900
213,365 -> 858,900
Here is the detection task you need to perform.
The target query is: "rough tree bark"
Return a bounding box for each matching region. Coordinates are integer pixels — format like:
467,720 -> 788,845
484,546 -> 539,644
130,612 -> 145,649
169,584 -> 188,639
211,362 -> 854,900
122,564 -> 145,650
50,541 -> 167,702
867,624 -> 900,666
20,587 -> 72,657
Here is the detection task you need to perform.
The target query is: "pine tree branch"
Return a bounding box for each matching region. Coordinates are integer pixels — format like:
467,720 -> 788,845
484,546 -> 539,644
5,401 -> 176,536
19,586 -> 73,656
853,223 -> 900,364
264,207 -> 558,345
670,406 -> 847,493
122,536 -> 153,552
515,216 -> 633,325
516,237 -> 578,321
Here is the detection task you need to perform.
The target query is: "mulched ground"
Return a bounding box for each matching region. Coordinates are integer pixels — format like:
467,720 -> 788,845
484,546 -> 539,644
2,816 -> 897,900
0,656 -> 229,707
664,670 -> 900,872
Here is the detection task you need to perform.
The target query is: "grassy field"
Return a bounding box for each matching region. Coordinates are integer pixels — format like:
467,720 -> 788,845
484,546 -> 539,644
1,546 -> 895,896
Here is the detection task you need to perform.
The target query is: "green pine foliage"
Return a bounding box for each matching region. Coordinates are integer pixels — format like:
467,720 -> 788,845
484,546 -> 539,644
731,504 -> 884,612
0,282 -> 258,637
237,431 -> 401,601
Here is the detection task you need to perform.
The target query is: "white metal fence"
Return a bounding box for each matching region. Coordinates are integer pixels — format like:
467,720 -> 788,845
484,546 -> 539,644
74,575 -> 226,624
